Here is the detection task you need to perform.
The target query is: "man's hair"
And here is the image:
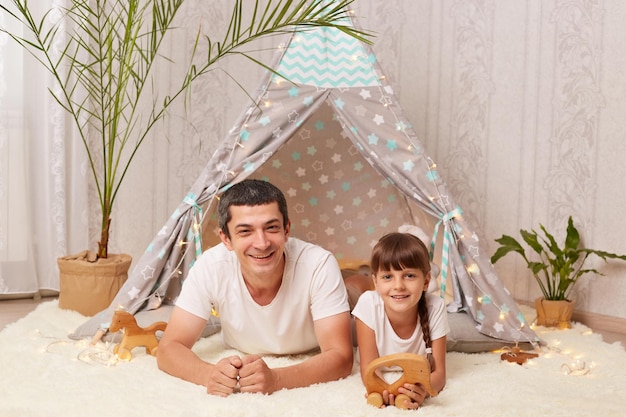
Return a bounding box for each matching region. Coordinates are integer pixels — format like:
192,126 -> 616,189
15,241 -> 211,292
217,179 -> 289,238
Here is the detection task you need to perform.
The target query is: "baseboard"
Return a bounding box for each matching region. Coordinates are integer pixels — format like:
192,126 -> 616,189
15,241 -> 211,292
0,290 -> 59,301
517,299 -> 626,336
571,310 -> 626,336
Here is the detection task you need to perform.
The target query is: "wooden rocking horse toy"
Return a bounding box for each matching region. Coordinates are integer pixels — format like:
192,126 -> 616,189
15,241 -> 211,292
364,353 -> 437,409
109,309 -> 167,361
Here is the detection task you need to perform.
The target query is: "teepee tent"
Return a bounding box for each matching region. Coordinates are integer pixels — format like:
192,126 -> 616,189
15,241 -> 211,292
72,11 -> 539,347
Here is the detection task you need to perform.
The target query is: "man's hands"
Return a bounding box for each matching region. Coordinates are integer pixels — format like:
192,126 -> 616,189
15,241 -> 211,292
206,356 -> 243,396
237,354 -> 278,394
206,354 -> 277,396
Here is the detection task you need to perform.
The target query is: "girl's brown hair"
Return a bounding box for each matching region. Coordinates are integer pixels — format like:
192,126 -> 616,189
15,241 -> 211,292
371,232 -> 433,353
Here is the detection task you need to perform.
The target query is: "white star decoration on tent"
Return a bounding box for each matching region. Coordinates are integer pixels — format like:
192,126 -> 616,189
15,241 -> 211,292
141,265 -> 155,280
128,287 -> 140,300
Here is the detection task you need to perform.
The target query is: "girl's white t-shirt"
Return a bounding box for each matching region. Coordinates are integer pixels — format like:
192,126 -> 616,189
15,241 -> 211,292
352,291 -> 449,357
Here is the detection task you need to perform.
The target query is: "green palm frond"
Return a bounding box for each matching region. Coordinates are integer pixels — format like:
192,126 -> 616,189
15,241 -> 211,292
0,0 -> 373,258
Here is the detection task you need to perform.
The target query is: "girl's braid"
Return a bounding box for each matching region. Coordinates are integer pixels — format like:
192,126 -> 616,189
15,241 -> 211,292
417,292 -> 434,370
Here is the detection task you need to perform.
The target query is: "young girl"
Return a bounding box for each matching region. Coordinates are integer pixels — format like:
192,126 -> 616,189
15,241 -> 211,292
352,232 -> 449,409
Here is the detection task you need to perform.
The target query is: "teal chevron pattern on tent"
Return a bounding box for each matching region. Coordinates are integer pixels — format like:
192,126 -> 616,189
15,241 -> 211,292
277,24 -> 380,88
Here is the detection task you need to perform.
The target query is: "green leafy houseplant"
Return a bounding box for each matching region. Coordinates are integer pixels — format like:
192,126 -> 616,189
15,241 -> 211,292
0,0 -> 370,259
491,216 -> 626,301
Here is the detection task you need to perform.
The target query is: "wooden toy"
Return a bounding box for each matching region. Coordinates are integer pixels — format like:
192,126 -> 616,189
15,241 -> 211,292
364,352 -> 437,409
109,309 -> 167,360
500,345 -> 539,365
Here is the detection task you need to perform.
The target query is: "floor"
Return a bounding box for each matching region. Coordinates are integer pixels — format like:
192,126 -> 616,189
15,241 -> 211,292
1,297 -> 625,346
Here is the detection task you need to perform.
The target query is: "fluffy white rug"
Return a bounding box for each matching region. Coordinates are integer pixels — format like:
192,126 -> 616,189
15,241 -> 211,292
1,301 -> 624,417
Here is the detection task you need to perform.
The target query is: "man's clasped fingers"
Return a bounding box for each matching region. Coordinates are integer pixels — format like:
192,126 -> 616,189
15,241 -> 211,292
206,356 -> 243,396
237,355 -> 277,394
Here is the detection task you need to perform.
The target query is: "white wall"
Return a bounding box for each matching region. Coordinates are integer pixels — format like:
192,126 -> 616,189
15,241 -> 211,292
106,0 -> 626,319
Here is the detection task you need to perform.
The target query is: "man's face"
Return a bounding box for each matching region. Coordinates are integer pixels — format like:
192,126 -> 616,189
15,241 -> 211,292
219,202 -> 290,282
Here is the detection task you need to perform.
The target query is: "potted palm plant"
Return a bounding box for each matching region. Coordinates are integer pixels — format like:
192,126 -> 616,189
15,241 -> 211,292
491,216 -> 626,328
1,0 -> 369,315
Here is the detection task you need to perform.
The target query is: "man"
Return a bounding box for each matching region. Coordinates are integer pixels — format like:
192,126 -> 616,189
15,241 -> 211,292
157,179 -> 353,396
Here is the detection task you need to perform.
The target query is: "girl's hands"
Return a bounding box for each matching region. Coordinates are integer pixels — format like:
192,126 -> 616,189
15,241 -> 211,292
394,383 -> 429,409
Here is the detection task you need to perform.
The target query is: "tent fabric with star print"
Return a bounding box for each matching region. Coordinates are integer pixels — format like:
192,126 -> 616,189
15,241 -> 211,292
70,10 -> 539,347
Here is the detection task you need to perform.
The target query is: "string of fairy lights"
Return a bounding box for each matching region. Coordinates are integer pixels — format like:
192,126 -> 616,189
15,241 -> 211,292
34,324 -> 598,375
27,9 -> 602,375
119,6 -> 535,346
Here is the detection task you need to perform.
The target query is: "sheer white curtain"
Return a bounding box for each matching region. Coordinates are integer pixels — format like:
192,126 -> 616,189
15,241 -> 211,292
0,0 -> 88,297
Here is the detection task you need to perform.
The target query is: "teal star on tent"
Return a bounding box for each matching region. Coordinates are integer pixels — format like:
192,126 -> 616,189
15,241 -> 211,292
303,96 -> 314,106
500,304 -> 510,315
517,312 -> 527,323
342,182 -> 351,191
243,161 -> 255,172
309,197 -> 318,206
403,160 -> 415,172
288,86 -> 299,97
240,129 -> 250,141
315,121 -> 325,131
477,310 -> 485,321
367,225 -> 375,234
395,121 -> 408,131
259,116 -> 271,126
334,98 -> 345,109
291,151 -> 301,161
386,139 -> 397,151
426,170 -> 439,181
368,133 -> 379,145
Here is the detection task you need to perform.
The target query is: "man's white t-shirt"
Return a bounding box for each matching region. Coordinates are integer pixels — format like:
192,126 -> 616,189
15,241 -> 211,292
352,291 -> 449,357
176,237 -> 349,354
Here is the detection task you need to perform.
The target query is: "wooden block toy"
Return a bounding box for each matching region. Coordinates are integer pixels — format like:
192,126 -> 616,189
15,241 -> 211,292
364,352 -> 436,409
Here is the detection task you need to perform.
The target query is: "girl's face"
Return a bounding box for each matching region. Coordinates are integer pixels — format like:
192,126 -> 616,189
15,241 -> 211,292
373,267 -> 430,314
